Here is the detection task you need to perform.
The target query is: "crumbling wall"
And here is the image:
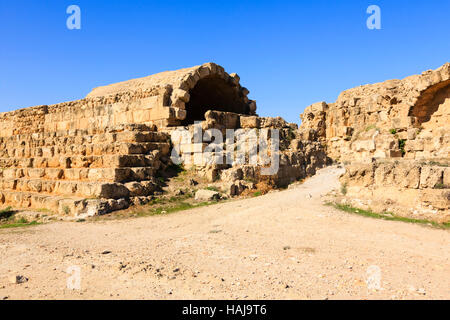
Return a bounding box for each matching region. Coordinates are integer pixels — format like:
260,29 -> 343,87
0,123 -> 170,216
300,63 -> 450,221
301,63 -> 450,162
166,110 -> 330,195
87,63 -> 256,127
0,63 -> 258,217
340,160 -> 450,222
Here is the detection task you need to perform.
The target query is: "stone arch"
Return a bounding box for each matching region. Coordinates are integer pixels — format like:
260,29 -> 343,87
180,76 -> 250,125
168,63 -> 256,126
409,79 -> 450,127
86,62 -> 257,128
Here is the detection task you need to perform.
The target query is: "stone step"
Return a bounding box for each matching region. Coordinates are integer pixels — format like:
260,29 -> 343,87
0,154 -> 160,169
0,142 -> 171,159
0,167 -> 155,183
0,179 -> 128,198
115,131 -> 169,143
0,190 -> 129,217
0,123 -> 160,137
0,130 -> 169,147
0,178 -> 157,199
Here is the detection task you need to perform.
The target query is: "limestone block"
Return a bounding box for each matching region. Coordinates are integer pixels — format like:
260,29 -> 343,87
309,101 -> 328,113
3,169 -> 16,179
58,199 -> 86,216
419,189 -> 450,210
353,140 -> 376,152
97,183 -> 130,199
172,89 -> 190,103
346,163 -> 375,187
393,164 -> 420,189
28,180 -> 44,193
124,182 -> 148,197
172,99 -> 185,110
260,117 -> 289,129
133,109 -> 152,123
420,166 -> 444,188
444,168 -> 450,187
407,128 -> 417,140
59,157 -> 71,169
240,116 -> 261,129
374,163 -> 395,186
54,181 -> 78,195
196,65 -> 211,78
28,168 -> 45,179
204,110 -> 240,129
194,189 -> 220,201
220,167 -> 243,182
405,139 -> 424,152
35,157 -> 49,168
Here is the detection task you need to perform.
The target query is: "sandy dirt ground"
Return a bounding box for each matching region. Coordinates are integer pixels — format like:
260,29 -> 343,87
0,166 -> 449,300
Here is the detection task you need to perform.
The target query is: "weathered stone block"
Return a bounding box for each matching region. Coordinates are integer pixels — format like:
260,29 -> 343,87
240,116 -> 261,128
393,164 -> 420,188
220,167 -> 243,182
420,166 -> 444,189
406,139 -> 424,152
444,168 -> 450,187
195,189 -> 220,201
374,163 -> 395,186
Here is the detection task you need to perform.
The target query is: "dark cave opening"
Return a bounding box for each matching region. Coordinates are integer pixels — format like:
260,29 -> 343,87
410,80 -> 450,126
181,76 -> 249,125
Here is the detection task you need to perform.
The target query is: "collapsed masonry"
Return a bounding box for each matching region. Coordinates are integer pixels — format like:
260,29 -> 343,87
301,63 -> 450,222
0,63 -> 328,217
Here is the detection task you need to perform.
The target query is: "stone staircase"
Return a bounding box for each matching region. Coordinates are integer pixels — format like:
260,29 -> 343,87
0,124 -> 170,216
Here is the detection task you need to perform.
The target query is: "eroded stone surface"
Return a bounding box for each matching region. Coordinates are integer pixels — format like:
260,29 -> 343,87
301,63 -> 450,162
299,63 -> 450,220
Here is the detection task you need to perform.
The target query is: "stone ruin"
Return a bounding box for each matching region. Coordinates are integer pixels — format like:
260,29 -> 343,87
301,63 -> 450,221
0,62 -> 448,221
0,63 -> 328,217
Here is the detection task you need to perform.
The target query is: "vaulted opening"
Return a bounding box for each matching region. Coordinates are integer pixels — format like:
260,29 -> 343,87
409,79 -> 450,127
181,76 -> 249,125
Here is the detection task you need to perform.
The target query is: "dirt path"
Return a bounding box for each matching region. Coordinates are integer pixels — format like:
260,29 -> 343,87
0,166 -> 449,300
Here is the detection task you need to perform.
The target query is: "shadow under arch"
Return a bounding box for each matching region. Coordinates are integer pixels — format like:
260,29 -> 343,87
180,75 -> 250,126
409,79 -> 450,127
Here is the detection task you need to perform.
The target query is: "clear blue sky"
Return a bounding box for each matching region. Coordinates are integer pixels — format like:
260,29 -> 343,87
1,0 -> 449,124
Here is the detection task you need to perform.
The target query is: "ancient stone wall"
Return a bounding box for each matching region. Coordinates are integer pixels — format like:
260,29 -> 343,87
0,63 -> 256,137
3,62 -> 447,220
339,160 -> 450,222
165,110 -> 329,192
301,63 -> 450,162
299,63 -> 450,221
86,62 -> 256,127
0,123 -> 170,216
0,63 -> 269,217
